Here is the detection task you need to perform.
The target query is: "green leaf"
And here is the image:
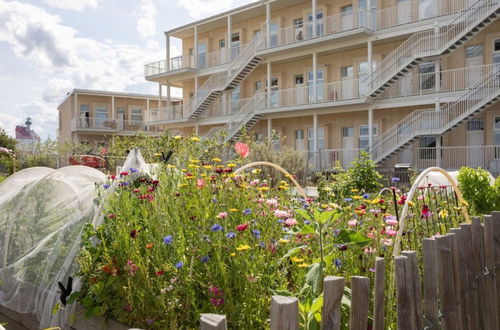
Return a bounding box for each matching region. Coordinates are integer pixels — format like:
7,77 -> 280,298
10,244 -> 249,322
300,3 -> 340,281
280,245 -> 307,262
318,210 -> 335,224
305,262 -> 322,295
295,209 -> 312,221
310,295 -> 323,314
335,230 -> 373,247
67,291 -> 81,305
298,224 -> 315,235
52,303 -> 60,316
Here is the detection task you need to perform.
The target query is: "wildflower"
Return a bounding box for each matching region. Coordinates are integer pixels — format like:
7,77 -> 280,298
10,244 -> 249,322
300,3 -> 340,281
124,260 -> 138,276
227,163 -> 237,168
266,199 -> 278,207
226,232 -> 236,238
234,142 -> 250,158
397,195 -> 407,205
278,238 -> 290,244
217,212 -> 228,219
363,193 -> 370,199
421,205 -> 431,219
284,218 -> 298,227
243,208 -> 252,216
291,256 -> 304,263
211,224 -> 223,232
201,256 -> 210,263
147,319 -> 154,325
130,168 -> 139,173
252,169 -> 261,174
175,262 -> 184,269
274,210 -> 289,218
210,298 -> 225,307
386,229 -> 397,237
353,195 -> 363,200
338,244 -> 348,251
344,198 -> 353,202
236,244 -> 251,251
252,229 -> 261,239
439,209 -> 448,218
103,184 -> 110,189
351,189 -> 359,193
230,252 -> 236,257
364,247 -> 376,254
382,238 -> 393,246
120,171 -> 129,176
163,235 -> 173,245
212,157 -> 222,162
391,177 -> 400,183
174,135 -> 182,140
298,263 -> 309,268
107,213 -> 116,219
120,182 -> 130,187
124,304 -> 132,312
230,208 -> 239,212
130,230 -> 138,239
385,216 -> 398,226
155,271 -> 164,276
236,223 -> 248,232
348,220 -> 358,227
334,258 -> 342,268
146,243 -> 154,249
191,136 -> 200,142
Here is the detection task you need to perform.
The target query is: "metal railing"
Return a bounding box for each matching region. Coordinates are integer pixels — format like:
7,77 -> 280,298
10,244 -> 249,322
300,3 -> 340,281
146,105 -> 185,122
144,55 -> 196,76
371,64 -> 500,161
74,117 -> 159,133
365,0 -> 500,94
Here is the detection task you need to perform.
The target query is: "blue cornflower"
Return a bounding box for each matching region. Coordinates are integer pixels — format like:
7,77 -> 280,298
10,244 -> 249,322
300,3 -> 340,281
201,256 -> 210,263
334,258 -> 342,268
259,242 -> 265,248
211,198 -> 218,203
252,229 -> 261,239
226,232 -> 236,239
120,182 -> 130,187
163,235 -> 173,245
211,224 -> 223,232
391,177 -> 400,183
344,198 -> 353,202
304,220 -> 311,225
363,193 -> 370,199
243,208 -> 252,216
130,168 -> 139,173
103,184 -> 110,189
175,262 -> 183,269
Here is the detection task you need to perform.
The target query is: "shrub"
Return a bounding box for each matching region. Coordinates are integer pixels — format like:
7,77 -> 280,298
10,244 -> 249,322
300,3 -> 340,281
457,167 -> 498,215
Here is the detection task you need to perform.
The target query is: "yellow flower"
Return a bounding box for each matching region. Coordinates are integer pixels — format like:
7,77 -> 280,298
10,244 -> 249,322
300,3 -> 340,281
279,185 -> 289,190
230,208 -> 239,212
352,195 -> 363,200
252,169 -> 261,174
212,157 -> 222,163
167,164 -> 177,169
188,164 -> 200,169
178,183 -> 188,188
201,173 -> 207,178
323,187 -> 332,192
230,252 -> 236,257
191,136 -> 201,142
329,203 -> 339,209
185,176 -> 195,180
461,200 -> 469,207
236,244 -> 251,251
216,165 -> 225,168
371,198 -> 380,204
291,256 -> 304,263
351,189 -> 359,193
320,203 -> 328,209
227,163 -> 237,168
174,135 -> 182,140
298,263 -> 309,268
439,209 -> 448,218
189,159 -> 200,164
408,201 -> 415,207
257,187 -> 270,191
279,239 -> 290,244
154,153 -> 161,156
203,165 -> 213,170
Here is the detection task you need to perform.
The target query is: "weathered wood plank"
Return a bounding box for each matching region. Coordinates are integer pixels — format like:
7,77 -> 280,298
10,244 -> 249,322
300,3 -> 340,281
349,276 -> 370,330
395,256 -> 414,330
422,238 -> 439,329
472,217 -> 487,329
460,223 -> 480,329
483,215 -> 499,329
322,276 -> 345,330
449,230 -> 464,330
492,211 -> 500,324
200,314 -> 227,330
450,227 -> 470,329
270,296 -> 299,330
373,257 -> 385,330
402,251 -> 422,330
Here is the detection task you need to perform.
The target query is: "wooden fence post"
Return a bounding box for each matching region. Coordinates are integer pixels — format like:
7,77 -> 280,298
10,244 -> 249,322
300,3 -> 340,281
483,215 -> 499,329
322,276 -> 345,330
472,217 -> 487,329
402,251 -> 422,330
373,257 -> 385,330
200,314 -> 227,330
492,211 -> 500,323
436,234 -> 461,330
394,256 -> 415,329
270,296 -> 299,330
460,223 -> 480,329
422,238 -> 439,329
349,276 -> 370,330
450,227 -> 470,329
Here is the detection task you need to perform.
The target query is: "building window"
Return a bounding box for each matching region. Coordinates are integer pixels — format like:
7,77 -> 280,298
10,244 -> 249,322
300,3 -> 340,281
341,66 -> 354,78
131,108 -> 142,123
255,81 -> 262,92
419,136 -> 437,160
468,119 -> 484,131
294,18 -> 304,41
95,106 -> 108,127
466,45 -> 484,58
419,62 -> 437,90
295,130 -> 305,150
359,125 -> 378,149
219,39 -> 226,49
494,117 -> 500,159
307,127 -> 325,150
295,74 -> 304,85
231,86 -> 241,113
494,39 -> 500,64
254,30 -> 262,40
308,69 -> 324,101
307,10 -> 324,37
342,127 -> 354,137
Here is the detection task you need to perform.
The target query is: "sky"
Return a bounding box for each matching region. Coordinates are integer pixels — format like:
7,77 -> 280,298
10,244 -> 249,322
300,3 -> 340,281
0,0 -> 257,139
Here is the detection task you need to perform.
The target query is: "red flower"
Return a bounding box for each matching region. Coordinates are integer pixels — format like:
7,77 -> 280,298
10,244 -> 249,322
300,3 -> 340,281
421,204 -> 431,219
120,171 -> 129,176
236,223 -> 249,232
107,213 -> 116,219
133,188 -> 140,193
110,175 -> 116,180
235,142 -> 250,158
155,271 -> 164,276
130,230 -> 138,238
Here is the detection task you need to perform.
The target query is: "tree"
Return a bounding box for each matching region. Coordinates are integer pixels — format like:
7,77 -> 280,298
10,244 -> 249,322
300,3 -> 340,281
0,128 -> 16,175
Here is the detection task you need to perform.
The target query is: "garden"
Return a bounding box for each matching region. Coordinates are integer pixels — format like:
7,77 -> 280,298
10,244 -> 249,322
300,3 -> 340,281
1,132 -> 500,329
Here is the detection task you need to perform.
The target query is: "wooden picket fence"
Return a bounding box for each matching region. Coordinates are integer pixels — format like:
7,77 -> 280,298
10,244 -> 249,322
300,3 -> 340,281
198,211 -> 500,330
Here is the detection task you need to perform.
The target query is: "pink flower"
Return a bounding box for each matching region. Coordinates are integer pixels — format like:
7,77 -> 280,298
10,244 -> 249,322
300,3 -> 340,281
250,179 -> 260,186
217,212 -> 228,219
196,179 -> 205,189
382,238 -> 393,246
385,218 -> 398,226
266,199 -> 278,207
124,260 -> 138,276
274,209 -> 289,218
284,218 -> 298,227
236,223 -> 249,232
348,220 -> 358,227
417,195 -> 424,200
234,142 -> 250,158
257,198 -> 265,204
364,247 -> 376,254
386,229 -> 397,237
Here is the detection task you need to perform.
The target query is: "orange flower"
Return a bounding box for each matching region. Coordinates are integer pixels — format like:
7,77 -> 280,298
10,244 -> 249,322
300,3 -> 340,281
146,243 -> 154,249
234,142 -> 250,158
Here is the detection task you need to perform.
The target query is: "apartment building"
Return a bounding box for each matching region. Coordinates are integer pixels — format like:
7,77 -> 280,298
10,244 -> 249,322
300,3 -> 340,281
144,0 -> 500,174
58,89 -> 181,146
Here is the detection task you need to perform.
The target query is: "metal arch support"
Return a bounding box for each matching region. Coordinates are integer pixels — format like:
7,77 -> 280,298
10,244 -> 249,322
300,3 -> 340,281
234,161 -> 307,200
393,167 -> 471,256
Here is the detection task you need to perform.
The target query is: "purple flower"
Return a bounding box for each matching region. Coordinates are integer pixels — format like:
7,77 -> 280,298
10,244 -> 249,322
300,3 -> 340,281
130,168 -> 139,173
391,177 -> 400,183
120,182 -> 130,187
211,224 -> 223,232
201,256 -> 210,263
103,184 -> 110,189
226,232 -> 236,239
252,229 -> 261,239
363,193 -> 369,199
147,319 -> 154,325
335,258 -> 342,268
175,262 -> 184,269
130,230 -> 138,239
243,208 -> 252,216
163,235 -> 173,245
344,198 -> 352,202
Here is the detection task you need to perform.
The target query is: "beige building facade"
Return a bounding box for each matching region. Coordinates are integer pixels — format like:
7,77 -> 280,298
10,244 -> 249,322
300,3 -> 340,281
144,0 -> 500,173
58,89 -> 181,146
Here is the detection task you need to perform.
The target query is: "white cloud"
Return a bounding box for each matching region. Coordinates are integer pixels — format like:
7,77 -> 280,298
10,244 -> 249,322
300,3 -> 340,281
137,0 -> 156,38
176,0 -> 235,19
41,0 -> 99,12
0,113 -> 19,137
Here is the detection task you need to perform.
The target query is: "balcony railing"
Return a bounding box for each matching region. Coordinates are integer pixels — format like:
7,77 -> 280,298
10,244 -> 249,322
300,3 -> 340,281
74,117 -> 159,133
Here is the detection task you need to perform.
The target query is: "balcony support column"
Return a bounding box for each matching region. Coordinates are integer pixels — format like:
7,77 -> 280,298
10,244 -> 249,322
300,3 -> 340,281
227,15 -> 232,56
165,33 -> 170,71
367,0 -> 372,29
195,125 -> 199,136
111,96 -> 115,120
194,25 -> 198,69
436,135 -> 441,168
158,84 -> 162,110
166,83 -> 171,107
312,0 -> 317,38
368,107 -> 374,156
435,61 -> 440,93
195,76 -> 199,103
368,39 -> 373,76
267,118 -> 272,140
313,51 -> 317,102
313,113 -> 318,152
267,61 -> 272,107
74,92 -> 78,122
266,2 -> 271,47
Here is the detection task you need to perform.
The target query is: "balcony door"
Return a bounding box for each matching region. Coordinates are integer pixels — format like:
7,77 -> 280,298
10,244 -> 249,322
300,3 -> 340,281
294,74 -> 306,105
117,108 -> 125,130
358,61 -> 377,96
342,127 -> 355,168
397,0 -> 412,25
269,23 -> 279,47
465,45 -> 484,86
467,120 -> 485,168
341,6 -> 353,31
341,66 -> 354,99
307,10 -> 324,37
308,69 -> 324,102
419,0 -> 438,19
95,106 -> 108,128
198,42 -> 207,68
231,33 -> 240,59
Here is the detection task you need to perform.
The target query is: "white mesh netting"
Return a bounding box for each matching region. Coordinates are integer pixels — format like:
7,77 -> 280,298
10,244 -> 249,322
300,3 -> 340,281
0,149 -> 152,329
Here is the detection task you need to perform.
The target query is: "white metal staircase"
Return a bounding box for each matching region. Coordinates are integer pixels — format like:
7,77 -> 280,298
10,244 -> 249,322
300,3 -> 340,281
370,64 -> 500,162
188,38 -> 264,119
364,0 -> 500,98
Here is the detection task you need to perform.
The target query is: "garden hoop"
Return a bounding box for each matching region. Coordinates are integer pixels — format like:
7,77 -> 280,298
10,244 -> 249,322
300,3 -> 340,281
393,167 -> 471,256
235,161 -> 307,200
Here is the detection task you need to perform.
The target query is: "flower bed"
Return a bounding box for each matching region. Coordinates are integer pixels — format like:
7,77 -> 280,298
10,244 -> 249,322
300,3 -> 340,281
74,140 -> 468,329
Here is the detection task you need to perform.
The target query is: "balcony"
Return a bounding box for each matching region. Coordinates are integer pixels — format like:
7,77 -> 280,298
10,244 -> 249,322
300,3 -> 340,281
72,117 -> 160,134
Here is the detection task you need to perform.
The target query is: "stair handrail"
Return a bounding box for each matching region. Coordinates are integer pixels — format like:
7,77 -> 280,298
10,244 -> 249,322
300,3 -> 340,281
224,97 -> 259,141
